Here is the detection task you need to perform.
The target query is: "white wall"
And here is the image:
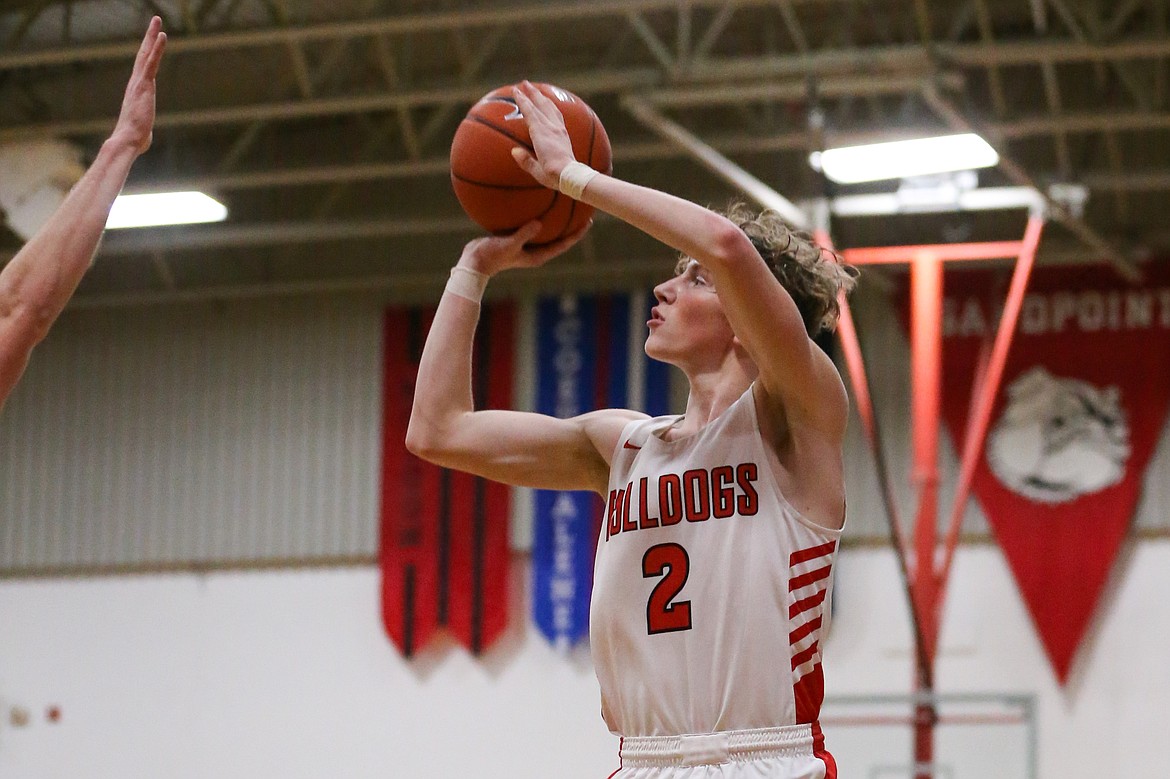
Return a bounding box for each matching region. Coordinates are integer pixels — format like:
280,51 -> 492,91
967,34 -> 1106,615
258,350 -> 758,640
827,541 -> 1170,778
0,559 -> 616,779
2,286 -> 1169,777
4,287 -> 1169,573
3,542 -> 1168,779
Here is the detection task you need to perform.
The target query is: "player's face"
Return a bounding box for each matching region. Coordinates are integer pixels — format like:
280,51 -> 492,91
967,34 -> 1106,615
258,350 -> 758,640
645,259 -> 736,366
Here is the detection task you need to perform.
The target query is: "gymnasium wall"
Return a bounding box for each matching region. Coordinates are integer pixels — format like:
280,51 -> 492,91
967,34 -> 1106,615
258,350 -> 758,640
0,298 -> 383,569
2,544 -> 1167,778
1,283 -> 1168,778
1,284 -> 1168,572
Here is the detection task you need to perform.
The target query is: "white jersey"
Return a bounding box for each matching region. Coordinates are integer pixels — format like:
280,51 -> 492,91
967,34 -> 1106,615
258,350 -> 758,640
590,386 -> 841,746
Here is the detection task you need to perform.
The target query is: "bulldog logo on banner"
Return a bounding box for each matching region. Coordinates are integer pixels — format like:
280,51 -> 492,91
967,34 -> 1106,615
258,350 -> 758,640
986,367 -> 1131,504
939,263 -> 1170,682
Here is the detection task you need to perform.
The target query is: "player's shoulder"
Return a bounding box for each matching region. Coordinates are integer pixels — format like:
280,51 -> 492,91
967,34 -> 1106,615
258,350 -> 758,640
575,408 -> 650,465
576,408 -> 649,439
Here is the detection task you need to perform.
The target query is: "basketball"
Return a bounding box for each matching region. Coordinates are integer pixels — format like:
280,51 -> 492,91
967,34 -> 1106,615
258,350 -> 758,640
450,82 -> 612,246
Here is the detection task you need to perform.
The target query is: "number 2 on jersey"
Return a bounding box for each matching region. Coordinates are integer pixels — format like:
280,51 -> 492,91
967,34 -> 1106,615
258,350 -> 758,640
642,543 -> 692,634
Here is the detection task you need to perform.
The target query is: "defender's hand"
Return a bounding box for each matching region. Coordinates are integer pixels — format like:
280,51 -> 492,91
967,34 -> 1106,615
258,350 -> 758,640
109,16 -> 167,156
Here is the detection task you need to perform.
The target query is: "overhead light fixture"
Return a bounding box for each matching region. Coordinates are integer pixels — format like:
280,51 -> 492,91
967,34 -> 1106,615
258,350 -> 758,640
809,133 -> 999,185
798,183 -> 1088,219
105,191 -> 228,229
0,140 -> 84,240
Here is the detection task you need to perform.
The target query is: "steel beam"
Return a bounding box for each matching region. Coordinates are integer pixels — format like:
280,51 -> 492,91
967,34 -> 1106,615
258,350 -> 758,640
0,0 -> 778,70
0,68 -> 665,143
68,254 -> 675,309
937,36 -> 1170,66
9,13 -> 1170,76
98,216 -> 475,254
639,72 -> 963,107
8,64 -> 1170,146
622,96 -> 810,229
115,145 -> 1170,204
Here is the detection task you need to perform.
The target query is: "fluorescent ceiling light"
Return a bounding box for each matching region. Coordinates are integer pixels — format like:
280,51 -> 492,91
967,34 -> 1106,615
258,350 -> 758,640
105,191 -> 228,229
810,133 -> 999,184
808,186 -> 1047,217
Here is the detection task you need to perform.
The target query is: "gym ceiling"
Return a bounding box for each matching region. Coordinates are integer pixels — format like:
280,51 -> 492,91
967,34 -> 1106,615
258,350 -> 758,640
1,0 -> 1167,306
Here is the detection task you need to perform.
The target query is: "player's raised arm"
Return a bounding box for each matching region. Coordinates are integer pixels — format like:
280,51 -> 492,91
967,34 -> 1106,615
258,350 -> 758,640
405,222 -> 644,495
0,17 -> 166,409
511,81 -> 854,433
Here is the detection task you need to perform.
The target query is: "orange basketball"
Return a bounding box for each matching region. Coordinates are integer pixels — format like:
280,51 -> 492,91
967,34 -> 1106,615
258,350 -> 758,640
450,82 -> 612,246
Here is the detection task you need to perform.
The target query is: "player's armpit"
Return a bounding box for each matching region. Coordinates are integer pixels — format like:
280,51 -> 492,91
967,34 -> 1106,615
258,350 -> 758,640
405,407 -> 645,494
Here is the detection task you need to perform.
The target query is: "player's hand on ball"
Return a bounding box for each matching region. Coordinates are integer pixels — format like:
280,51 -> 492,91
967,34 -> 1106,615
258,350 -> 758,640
459,219 -> 592,276
510,81 -> 575,189
451,81 -> 607,244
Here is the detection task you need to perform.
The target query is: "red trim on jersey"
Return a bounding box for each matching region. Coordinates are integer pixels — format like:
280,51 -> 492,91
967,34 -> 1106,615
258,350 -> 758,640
791,641 -> 820,671
789,540 -> 837,566
789,615 -> 823,645
811,721 -> 837,779
788,563 -> 833,591
794,662 -> 826,722
788,588 -> 828,619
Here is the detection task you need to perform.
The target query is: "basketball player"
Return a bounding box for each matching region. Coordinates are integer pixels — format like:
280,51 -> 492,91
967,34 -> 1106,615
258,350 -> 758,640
407,81 -> 856,778
0,17 -> 166,409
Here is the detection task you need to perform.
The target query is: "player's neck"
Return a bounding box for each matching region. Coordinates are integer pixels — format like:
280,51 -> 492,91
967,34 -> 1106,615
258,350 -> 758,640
675,362 -> 756,435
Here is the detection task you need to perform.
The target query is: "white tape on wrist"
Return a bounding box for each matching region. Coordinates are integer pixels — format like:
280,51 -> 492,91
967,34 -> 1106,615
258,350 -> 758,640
558,161 -> 599,200
445,266 -> 488,303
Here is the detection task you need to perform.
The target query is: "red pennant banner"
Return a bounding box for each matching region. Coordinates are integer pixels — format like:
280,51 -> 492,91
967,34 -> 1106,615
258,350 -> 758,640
379,304 -> 514,657
939,263 -> 1170,682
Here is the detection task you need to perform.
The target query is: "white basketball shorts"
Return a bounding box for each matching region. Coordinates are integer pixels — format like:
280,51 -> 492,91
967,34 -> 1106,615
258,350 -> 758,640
606,725 -> 834,779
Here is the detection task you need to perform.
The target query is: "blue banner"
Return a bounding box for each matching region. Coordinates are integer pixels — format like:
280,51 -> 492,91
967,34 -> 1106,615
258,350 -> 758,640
531,292 -> 671,648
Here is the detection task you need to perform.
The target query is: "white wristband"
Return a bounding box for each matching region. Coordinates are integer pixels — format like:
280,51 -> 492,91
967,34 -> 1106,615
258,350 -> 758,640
558,161 -> 599,200
445,266 -> 488,303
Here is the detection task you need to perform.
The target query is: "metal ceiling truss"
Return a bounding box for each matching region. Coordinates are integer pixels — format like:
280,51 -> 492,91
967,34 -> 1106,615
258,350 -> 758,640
2,8 -> 1168,142
2,0 -> 1170,303
2,42 -> 1168,170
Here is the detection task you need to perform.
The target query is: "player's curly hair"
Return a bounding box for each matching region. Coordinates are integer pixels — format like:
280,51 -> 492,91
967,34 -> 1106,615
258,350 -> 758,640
722,202 -> 858,337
